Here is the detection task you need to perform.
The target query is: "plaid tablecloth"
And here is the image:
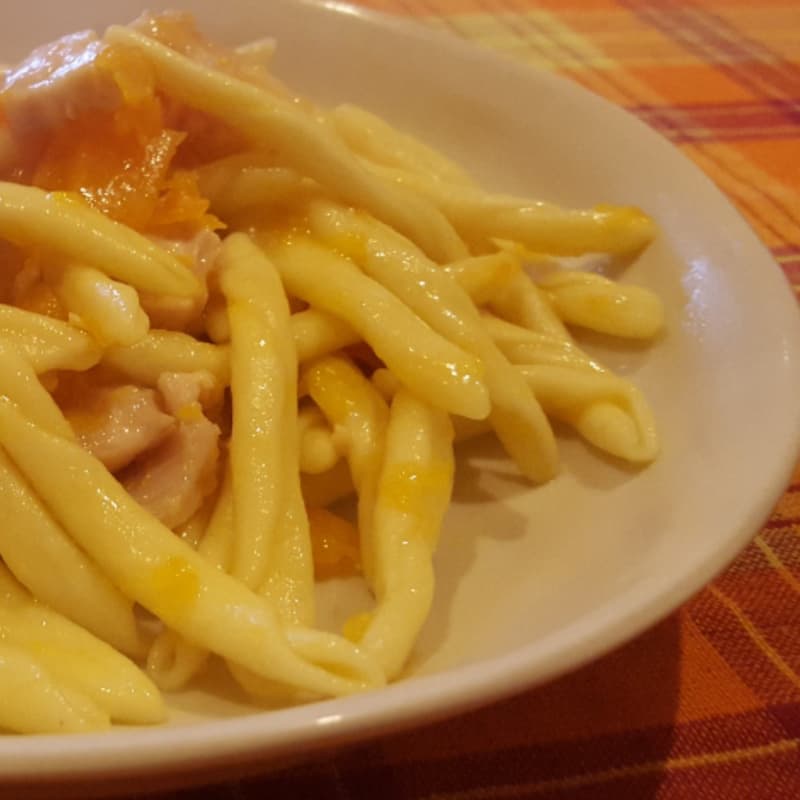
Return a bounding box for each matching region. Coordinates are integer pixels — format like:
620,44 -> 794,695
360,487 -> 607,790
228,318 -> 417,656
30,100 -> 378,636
150,1 -> 800,798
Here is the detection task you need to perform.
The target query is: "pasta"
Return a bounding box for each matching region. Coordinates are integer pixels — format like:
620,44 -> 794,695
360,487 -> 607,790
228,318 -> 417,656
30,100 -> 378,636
0,11 -> 664,733
356,388 -> 454,679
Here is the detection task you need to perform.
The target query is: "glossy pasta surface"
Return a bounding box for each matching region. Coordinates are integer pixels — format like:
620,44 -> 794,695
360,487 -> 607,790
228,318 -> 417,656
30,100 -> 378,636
0,11 -> 663,733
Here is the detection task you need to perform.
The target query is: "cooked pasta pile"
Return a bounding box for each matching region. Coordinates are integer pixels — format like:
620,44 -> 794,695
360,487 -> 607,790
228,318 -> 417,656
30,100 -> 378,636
0,12 -> 663,734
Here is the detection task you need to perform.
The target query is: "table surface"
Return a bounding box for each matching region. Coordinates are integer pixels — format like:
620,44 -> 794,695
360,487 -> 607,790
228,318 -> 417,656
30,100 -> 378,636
141,0 -> 796,797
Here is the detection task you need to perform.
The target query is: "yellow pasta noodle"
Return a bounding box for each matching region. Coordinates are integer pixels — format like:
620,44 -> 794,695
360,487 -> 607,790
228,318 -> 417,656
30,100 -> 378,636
363,165 -> 657,257
53,263 -> 150,347
291,308 -> 359,366
102,330 -> 230,387
288,258 -> 519,367
105,25 -> 469,263
330,103 -> 476,187
0,303 -> 101,373
0,14 -> 664,732
0,452 -> 144,657
537,269 -> 665,339
442,251 -> 521,306
262,233 -> 490,420
489,270 -> 570,338
519,365 -> 659,463
482,313 -> 601,371
0,565 -> 164,725
0,345 -> 142,655
0,398 -> 383,696
354,388 -> 454,679
0,642 -> 109,734
198,158 -> 317,220
298,403 -> 341,475
147,473 -> 234,691
308,202 -> 557,483
219,233 -> 307,591
0,182 -> 201,297
304,357 -> 390,582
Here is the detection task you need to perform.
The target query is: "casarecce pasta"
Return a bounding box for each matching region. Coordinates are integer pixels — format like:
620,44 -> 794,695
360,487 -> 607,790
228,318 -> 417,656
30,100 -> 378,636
0,10 -> 664,733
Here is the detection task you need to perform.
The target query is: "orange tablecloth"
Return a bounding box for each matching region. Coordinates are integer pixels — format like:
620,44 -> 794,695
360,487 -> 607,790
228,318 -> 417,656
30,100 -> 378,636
150,1 -> 799,797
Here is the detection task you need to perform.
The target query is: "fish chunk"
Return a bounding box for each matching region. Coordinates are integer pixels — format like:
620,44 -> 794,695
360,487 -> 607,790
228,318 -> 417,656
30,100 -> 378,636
120,371 -> 220,530
1,31 -> 119,137
65,385 -> 174,473
141,230 -> 221,333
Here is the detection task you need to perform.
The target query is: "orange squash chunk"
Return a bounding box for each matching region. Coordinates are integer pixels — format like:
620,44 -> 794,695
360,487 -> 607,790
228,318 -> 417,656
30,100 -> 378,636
308,507 -> 362,581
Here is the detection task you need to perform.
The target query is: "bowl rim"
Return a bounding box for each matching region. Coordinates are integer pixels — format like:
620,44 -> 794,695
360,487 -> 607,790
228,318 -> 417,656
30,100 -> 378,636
1,0 -> 800,782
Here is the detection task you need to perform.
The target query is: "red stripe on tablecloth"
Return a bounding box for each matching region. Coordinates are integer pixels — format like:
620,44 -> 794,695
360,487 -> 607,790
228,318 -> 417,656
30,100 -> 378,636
647,744 -> 800,800
622,0 -> 800,104
486,0 -> 711,157
617,3 -> 800,239
764,517 -> 800,532
688,588 -> 800,704
685,2 -> 800,91
454,0 -> 800,246
774,247 -> 800,282
633,100 -> 800,143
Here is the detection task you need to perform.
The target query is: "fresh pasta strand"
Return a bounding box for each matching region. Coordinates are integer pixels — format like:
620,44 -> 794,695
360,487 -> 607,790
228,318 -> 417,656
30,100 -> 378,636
0,564 -> 164,726
227,475 -> 318,701
219,233 -> 311,593
481,313 -> 602,371
298,403 -> 341,476
0,642 -> 109,734
0,182 -> 201,297
198,469 -> 237,571
290,308 -> 360,370
197,157 -> 318,220
0,303 -> 101,373
362,164 -> 657,258
104,25 -> 469,263
537,269 -> 665,339
367,320 -> 655,465
489,270 -> 570,338
102,330 -> 230,388
0,344 -> 143,655
147,471 -> 234,691
519,365 -> 659,463
304,356 -> 389,583
153,232 -> 320,699
353,388 -> 454,679
308,203 -> 557,483
257,475 -> 315,626
442,251 -> 520,307
0,13 -> 665,732
0,398 -> 384,697
0,340 -> 74,437
260,232 -> 490,420
330,103 -> 476,187
288,252 -> 520,367
52,263 -> 150,347
0,451 -> 144,657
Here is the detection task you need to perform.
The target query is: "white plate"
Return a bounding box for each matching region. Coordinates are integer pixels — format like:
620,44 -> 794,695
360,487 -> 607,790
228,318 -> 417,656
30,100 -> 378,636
2,0 -> 800,793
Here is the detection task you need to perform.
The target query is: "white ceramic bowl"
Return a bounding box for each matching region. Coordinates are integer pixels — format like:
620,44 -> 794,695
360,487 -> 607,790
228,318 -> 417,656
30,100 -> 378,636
2,0 -> 800,793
